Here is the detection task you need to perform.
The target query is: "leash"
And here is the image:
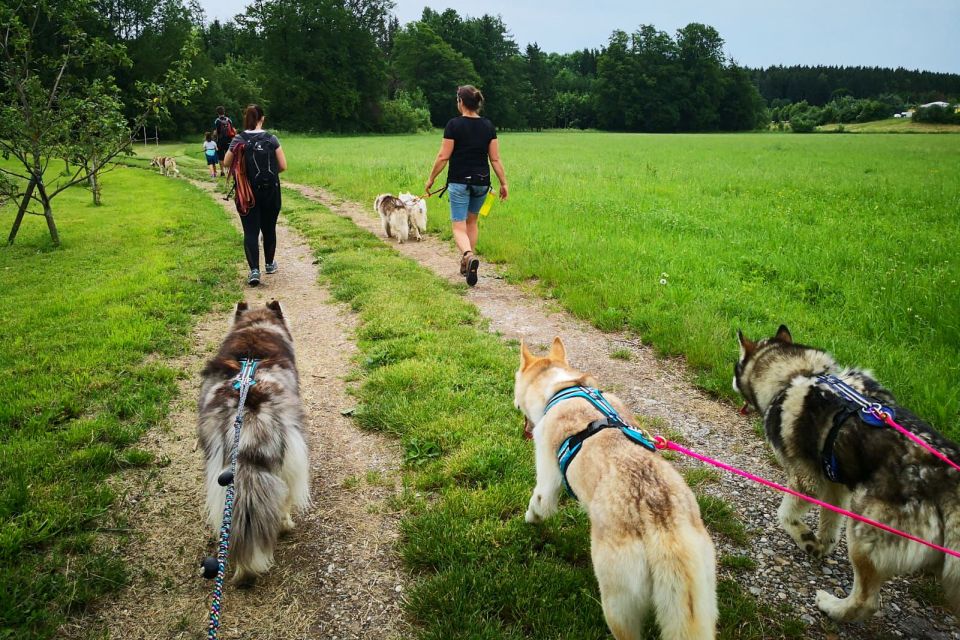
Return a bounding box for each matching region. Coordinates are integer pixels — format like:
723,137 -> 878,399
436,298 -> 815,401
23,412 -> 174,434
423,184 -> 448,199
654,435 -> 960,559
202,358 -> 259,640
816,374 -> 960,475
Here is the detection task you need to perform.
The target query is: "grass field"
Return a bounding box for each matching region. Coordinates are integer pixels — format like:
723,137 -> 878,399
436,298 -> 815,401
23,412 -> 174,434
0,165 -> 238,637
276,131 -> 960,438
818,118 -> 960,133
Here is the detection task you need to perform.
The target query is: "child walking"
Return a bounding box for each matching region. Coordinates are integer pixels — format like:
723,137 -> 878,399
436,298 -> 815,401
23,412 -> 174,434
203,132 -> 219,178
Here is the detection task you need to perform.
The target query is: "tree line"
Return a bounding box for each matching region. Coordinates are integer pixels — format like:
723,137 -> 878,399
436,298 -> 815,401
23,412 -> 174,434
752,65 -> 960,107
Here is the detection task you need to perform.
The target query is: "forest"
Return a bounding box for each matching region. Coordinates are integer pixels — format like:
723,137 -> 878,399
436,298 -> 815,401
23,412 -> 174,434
6,0 -> 960,138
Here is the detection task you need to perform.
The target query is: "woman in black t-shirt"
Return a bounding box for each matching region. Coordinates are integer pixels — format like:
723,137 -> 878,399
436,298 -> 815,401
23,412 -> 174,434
224,104 -> 288,287
425,85 -> 508,287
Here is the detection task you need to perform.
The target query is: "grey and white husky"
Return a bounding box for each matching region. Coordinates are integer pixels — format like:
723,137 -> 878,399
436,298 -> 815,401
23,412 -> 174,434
734,325 -> 960,621
198,300 -> 311,585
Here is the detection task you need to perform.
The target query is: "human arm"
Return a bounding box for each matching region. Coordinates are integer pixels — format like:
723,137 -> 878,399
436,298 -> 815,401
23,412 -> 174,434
275,146 -> 287,172
488,138 -> 508,201
425,138 -> 454,193
223,150 -> 233,170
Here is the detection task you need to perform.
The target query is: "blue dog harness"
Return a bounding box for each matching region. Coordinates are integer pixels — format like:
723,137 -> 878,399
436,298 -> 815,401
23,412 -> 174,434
544,386 -> 657,501
815,374 -> 895,484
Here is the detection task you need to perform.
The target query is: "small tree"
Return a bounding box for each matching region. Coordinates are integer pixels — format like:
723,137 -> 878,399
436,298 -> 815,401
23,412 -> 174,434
1,0 -> 205,245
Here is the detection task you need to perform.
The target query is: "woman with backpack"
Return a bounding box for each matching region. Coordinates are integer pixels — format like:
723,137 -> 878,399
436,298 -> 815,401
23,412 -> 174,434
213,106 -> 236,177
424,85 -> 508,287
223,104 -> 287,286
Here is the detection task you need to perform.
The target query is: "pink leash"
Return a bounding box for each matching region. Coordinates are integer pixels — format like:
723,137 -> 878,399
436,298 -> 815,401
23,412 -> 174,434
653,436 -> 960,559
872,407 -> 960,475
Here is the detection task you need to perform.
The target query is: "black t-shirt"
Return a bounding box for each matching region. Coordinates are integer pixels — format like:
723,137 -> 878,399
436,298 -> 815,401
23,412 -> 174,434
443,116 -> 497,185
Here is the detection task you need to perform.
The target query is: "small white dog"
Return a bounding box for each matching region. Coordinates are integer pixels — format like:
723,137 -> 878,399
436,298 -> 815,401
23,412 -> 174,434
399,192 -> 427,241
150,156 -> 179,177
375,193 -> 427,244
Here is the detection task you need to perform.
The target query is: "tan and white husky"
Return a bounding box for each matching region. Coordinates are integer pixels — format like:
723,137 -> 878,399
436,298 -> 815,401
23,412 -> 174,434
198,301 -> 311,585
515,337 -> 717,640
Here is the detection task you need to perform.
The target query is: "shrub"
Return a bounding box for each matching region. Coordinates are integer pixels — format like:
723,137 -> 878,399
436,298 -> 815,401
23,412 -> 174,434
378,90 -> 432,133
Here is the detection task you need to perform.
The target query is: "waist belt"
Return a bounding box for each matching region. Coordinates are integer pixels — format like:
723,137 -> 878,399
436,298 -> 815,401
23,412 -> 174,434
545,386 -> 656,501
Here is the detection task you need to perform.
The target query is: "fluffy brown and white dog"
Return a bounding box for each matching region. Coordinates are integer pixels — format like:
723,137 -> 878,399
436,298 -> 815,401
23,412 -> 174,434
375,193 -> 425,243
150,155 -> 179,177
516,337 -> 717,640
197,301 -> 311,585
734,325 -> 960,621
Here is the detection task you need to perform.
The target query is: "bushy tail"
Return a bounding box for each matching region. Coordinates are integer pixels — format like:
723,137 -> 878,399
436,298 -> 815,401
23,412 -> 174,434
650,526 -> 718,640
942,499 -> 960,613
228,463 -> 287,584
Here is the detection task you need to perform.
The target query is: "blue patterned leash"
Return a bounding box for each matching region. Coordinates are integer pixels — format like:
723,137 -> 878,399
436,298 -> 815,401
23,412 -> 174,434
202,358 -> 259,640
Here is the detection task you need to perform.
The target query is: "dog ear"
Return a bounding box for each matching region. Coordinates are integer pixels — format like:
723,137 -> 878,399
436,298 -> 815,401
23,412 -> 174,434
266,299 -> 283,318
774,324 -> 793,344
520,340 -> 536,370
548,336 -> 567,363
737,329 -> 756,360
235,301 -> 248,318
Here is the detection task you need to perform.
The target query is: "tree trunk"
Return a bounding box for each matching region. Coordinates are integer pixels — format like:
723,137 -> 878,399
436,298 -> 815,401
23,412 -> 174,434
7,179 -> 36,245
87,160 -> 101,206
35,180 -> 60,245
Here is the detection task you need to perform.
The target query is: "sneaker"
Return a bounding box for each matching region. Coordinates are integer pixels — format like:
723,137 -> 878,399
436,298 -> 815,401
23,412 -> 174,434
465,255 -> 480,287
247,269 -> 261,286
265,261 -> 278,275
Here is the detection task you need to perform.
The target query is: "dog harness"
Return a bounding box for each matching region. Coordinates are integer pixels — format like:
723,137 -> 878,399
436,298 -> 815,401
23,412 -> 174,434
544,386 -> 656,501
815,374 -> 895,484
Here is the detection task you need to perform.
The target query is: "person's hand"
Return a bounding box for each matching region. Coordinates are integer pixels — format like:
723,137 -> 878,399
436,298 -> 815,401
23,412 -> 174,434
499,183 -> 508,201
425,178 -> 434,195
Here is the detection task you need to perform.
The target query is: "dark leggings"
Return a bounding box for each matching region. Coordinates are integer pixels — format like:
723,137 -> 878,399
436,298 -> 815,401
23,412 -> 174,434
239,185 -> 281,270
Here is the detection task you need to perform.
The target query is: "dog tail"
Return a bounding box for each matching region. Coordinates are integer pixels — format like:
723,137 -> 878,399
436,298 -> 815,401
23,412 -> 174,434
219,412 -> 289,585
941,497 -> 960,613
650,526 -> 718,640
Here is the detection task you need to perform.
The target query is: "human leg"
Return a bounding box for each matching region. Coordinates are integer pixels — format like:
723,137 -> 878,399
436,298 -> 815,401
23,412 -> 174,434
239,205 -> 262,272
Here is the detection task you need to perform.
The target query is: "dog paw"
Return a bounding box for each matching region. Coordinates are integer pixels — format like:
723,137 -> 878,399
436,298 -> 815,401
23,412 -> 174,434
525,493 -> 545,523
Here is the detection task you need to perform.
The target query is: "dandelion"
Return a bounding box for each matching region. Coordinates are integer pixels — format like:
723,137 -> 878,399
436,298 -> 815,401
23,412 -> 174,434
659,278 -> 668,285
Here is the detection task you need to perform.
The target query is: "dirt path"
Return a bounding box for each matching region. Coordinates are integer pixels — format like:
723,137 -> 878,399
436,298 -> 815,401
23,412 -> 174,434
285,182 -> 960,640
62,181 -> 407,640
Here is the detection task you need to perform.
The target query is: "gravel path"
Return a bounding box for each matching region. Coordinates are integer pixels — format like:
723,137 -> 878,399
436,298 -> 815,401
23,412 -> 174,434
62,180 -> 407,640
285,182 -> 959,640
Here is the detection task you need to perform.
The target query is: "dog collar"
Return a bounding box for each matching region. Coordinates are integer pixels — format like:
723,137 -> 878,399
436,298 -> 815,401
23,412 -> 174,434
546,386 -> 657,501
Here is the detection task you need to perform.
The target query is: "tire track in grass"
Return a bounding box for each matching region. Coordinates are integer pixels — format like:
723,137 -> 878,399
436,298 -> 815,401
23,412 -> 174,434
283,182 -> 959,640
63,178 -> 407,640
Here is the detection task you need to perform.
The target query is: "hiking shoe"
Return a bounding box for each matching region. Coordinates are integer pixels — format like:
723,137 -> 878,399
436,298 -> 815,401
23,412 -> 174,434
465,255 -> 480,287
459,251 -> 471,276
265,261 -> 278,275
247,269 -> 261,286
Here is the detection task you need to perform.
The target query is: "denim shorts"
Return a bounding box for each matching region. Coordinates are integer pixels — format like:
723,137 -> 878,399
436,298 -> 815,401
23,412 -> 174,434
447,183 -> 491,222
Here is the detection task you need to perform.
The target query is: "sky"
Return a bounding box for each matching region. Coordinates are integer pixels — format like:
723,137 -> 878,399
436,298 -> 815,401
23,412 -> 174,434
198,0 -> 960,74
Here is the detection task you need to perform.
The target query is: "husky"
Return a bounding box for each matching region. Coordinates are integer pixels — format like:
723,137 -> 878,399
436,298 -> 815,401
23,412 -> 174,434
374,193 -> 410,243
516,337 -> 717,640
734,324 -> 960,621
150,156 -> 179,177
197,300 -> 311,585
398,192 -> 427,241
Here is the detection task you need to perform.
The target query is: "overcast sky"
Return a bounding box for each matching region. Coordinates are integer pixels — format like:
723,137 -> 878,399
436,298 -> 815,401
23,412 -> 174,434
199,0 -> 960,74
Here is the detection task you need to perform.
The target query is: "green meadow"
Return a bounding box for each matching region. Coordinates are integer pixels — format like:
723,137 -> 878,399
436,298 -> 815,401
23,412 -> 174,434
0,165 -> 238,636
280,131 -> 960,437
